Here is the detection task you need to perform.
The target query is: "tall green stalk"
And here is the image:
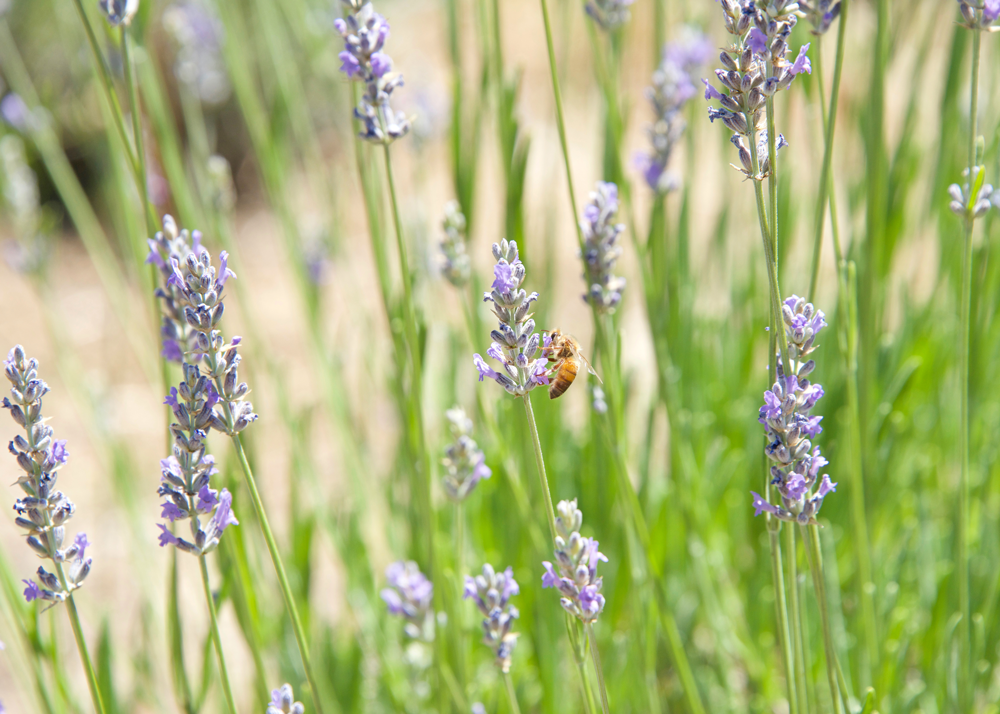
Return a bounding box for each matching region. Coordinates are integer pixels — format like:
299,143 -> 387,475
382,145 -> 434,570
958,27 -> 982,714
503,673 -> 523,714
198,558 -> 240,714
803,526 -> 845,714
228,435 -> 333,714
586,623 -> 611,714
807,2 -> 850,303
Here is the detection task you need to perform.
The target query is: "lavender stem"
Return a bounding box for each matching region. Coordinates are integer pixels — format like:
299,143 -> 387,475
803,525 -> 844,714
522,394 -> 557,542
199,557 -> 240,714
229,434 -> 332,714
586,623 -> 611,714
503,673 -> 522,714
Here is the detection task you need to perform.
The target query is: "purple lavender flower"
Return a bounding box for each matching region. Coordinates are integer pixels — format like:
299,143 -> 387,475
464,564 -> 519,673
335,0 -> 411,144
541,499 -> 608,624
442,407 -> 491,501
4,346 -> 92,605
381,560 -> 435,641
98,0 -> 139,26
799,1 -> 841,35
156,362 -> 239,556
580,182 -> 626,312
956,0 -> 1000,29
636,30 -> 710,193
439,201 -> 470,287
704,0 -> 809,180
153,218 -> 254,555
147,215 -> 203,363
0,94 -> 35,133
267,684 -> 305,714
473,240 -> 551,396
163,1 -> 232,105
584,0 -> 635,31
751,297 -> 836,525
949,166 -> 995,222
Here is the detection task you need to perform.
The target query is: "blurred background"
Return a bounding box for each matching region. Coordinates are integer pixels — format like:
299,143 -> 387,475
1,0 -> 1000,712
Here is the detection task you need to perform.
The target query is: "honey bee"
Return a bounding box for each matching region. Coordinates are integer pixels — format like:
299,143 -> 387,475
543,329 -> 601,400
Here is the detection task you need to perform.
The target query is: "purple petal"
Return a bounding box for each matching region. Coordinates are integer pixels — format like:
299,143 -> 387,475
22,579 -> 41,602
791,44 -> 812,76
748,28 -> 768,55
751,491 -> 779,517
817,475 -> 837,498
157,524 -> 180,547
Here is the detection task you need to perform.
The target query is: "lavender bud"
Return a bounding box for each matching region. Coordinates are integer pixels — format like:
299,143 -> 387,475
267,684 -> 305,714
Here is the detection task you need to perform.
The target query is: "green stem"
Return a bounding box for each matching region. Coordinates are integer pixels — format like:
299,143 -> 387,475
68,0 -> 140,176
521,393 -> 558,542
119,27 -> 159,233
585,623 -> 611,714
786,526 -> 807,714
807,2 -> 849,303
767,527 -> 797,713
503,672 -> 523,714
63,594 -> 108,714
198,557 -> 240,714
803,525 -> 844,714
537,0 -> 586,251
958,28 -> 981,714
229,435 -> 332,714
745,100 -> 796,710
381,144 -> 433,570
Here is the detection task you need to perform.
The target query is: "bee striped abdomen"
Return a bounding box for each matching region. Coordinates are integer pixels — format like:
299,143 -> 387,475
549,358 -> 579,399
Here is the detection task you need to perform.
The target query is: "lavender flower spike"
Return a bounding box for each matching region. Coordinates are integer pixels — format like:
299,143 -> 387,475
799,1 -> 842,35
949,166 -> 995,222
584,0 -> 635,31
956,0 -> 1000,30
464,564 -> 520,673
752,296 -> 836,525
541,499 -> 608,624
335,0 -> 412,143
439,201 -> 470,287
4,346 -> 92,605
147,215 -> 203,363
580,182 -> 627,313
636,30 -> 711,193
154,219 -> 254,555
99,0 -> 139,26
473,239 -> 551,396
267,684 -> 305,714
704,0 -> 808,180
382,560 -> 435,641
442,407 -> 491,501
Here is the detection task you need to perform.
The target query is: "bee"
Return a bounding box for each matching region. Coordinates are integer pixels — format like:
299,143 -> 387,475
543,329 -> 601,400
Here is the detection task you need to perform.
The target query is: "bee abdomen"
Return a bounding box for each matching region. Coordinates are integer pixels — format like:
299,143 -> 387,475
549,359 -> 578,399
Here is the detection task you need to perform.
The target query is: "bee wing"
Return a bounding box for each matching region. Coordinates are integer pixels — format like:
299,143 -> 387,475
577,351 -> 603,384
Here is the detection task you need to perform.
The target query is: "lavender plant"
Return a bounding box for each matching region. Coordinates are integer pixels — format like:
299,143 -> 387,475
382,560 -> 435,642
580,182 -> 626,313
162,0 -> 232,105
146,215 -> 203,363
98,0 -> 138,27
951,4 -> 998,709
635,32 -> 711,194
335,0 -> 411,144
584,0 -> 634,31
541,499 -> 611,713
541,500 -> 607,625
703,0 -> 809,181
799,0 -> 842,34
464,564 -> 520,673
955,0 -> 1000,30
3,346 -> 106,714
441,407 -> 491,502
473,240 -> 550,397
439,201 -> 470,288
267,684 -> 305,714
751,297 -> 836,524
